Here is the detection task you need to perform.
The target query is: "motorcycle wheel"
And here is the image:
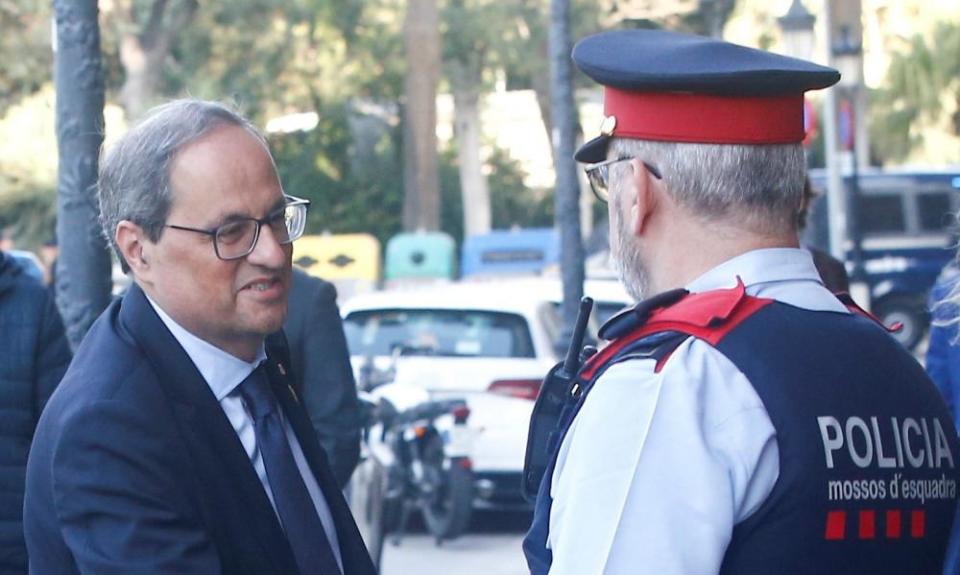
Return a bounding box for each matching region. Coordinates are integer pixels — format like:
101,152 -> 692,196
420,437 -> 474,542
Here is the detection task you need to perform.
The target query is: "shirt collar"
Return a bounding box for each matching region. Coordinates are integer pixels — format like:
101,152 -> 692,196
145,294 -> 267,401
685,247 -> 823,293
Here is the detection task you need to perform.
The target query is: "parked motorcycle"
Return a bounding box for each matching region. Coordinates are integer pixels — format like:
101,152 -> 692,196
356,346 -> 475,550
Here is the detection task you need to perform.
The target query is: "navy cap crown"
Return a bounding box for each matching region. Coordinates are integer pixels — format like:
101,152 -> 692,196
571,29 -> 841,162
573,29 -> 840,96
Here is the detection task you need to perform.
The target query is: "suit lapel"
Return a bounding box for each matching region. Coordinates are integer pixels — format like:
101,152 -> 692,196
264,348 -> 376,575
119,285 -> 299,574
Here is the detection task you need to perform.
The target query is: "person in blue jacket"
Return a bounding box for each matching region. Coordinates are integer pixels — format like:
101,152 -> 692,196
928,263 -> 960,425
0,249 -> 71,574
927,261 -> 960,575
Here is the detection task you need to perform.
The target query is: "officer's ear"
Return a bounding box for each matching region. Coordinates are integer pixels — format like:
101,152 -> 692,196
629,158 -> 659,236
115,220 -> 153,277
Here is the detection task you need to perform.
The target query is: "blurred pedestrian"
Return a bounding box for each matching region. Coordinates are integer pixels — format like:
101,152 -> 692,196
40,233 -> 59,291
0,249 -> 71,574
799,177 -> 850,293
523,29 -> 959,575
24,99 -> 375,575
928,263 -> 960,425
285,267 -> 362,489
0,228 -> 13,251
927,262 -> 960,575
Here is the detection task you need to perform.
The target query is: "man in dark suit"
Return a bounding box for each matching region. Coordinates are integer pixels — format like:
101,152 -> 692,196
285,267 -> 362,489
24,99 -> 375,575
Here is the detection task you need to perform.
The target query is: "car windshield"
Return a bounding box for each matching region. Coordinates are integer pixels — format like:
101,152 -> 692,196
344,308 -> 536,359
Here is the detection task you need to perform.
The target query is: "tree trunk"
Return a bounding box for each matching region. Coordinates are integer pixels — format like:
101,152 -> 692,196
549,0 -> 585,335
53,0 -> 112,350
453,85 -> 491,237
116,0 -> 198,120
526,18 -> 554,165
118,36 -> 166,120
701,0 -> 735,38
402,0 -> 441,232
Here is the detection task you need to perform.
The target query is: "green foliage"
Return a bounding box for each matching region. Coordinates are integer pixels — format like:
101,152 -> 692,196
677,0 -> 736,37
489,148 -> 553,229
269,101 -> 404,246
271,99 -> 547,250
0,179 -> 56,251
97,0 -> 404,123
870,21 -> 960,163
0,0 -> 52,117
164,1 -> 295,119
439,148 -> 464,240
440,145 -> 551,244
0,86 -> 59,250
3,0 -> 584,253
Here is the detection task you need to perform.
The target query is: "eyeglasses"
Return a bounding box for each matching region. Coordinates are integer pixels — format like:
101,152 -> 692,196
585,157 -> 662,203
164,195 -> 310,261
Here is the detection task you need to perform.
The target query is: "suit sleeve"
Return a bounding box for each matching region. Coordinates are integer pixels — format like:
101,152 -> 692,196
50,399 -> 221,574
299,280 -> 362,489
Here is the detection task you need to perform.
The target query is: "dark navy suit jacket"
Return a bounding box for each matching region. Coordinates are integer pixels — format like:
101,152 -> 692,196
284,269 -> 361,489
23,283 -> 375,575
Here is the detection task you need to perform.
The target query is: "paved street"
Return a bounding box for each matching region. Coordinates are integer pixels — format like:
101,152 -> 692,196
381,511 -> 531,575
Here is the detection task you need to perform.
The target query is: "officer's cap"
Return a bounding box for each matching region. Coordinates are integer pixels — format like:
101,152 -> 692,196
573,29 -> 840,163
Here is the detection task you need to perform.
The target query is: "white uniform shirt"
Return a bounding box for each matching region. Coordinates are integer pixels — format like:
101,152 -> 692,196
147,298 -> 343,571
547,248 -> 850,575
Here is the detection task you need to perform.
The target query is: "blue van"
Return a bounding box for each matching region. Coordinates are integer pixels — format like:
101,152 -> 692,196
807,167 -> 960,349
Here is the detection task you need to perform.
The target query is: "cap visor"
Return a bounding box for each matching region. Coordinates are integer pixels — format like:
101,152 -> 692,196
574,135 -> 610,164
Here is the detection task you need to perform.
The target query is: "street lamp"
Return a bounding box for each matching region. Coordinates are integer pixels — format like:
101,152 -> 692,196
777,0 -> 816,61
832,24 -> 865,282
832,25 -> 863,89
777,0 -> 828,252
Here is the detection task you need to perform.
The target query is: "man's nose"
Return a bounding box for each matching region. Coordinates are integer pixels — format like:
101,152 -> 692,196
247,223 -> 288,267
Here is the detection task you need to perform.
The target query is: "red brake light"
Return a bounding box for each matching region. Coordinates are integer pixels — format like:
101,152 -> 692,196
487,379 -> 542,401
452,405 -> 471,421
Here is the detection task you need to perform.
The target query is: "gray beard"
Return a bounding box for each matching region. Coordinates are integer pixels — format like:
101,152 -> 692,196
614,252 -> 647,302
610,215 -> 649,302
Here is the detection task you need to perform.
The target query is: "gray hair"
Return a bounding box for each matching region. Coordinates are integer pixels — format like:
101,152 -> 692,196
98,99 -> 267,272
609,138 -> 806,235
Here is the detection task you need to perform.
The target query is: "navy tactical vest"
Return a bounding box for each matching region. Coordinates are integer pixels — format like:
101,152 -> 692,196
523,283 -> 960,574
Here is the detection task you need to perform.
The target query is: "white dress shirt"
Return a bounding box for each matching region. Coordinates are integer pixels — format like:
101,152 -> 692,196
547,248 -> 851,575
147,297 -> 343,571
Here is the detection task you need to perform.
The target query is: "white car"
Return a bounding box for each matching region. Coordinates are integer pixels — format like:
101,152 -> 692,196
341,278 -> 632,509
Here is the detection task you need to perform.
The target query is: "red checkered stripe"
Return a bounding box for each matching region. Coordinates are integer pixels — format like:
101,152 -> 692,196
824,509 -> 926,541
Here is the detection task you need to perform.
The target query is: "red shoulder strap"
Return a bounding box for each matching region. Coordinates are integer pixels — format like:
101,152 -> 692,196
833,292 -> 901,334
581,279 -> 774,380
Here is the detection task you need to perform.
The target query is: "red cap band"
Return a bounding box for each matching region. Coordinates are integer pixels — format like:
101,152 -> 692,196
604,87 -> 805,144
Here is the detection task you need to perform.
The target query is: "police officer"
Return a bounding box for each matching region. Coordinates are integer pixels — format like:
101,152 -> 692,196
523,29 -> 960,574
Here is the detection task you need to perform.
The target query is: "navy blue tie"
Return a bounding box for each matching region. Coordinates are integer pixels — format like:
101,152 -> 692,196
239,364 -> 342,575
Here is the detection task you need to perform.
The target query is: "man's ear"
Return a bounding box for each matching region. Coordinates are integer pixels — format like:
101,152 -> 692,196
115,220 -> 153,278
629,158 -> 659,236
